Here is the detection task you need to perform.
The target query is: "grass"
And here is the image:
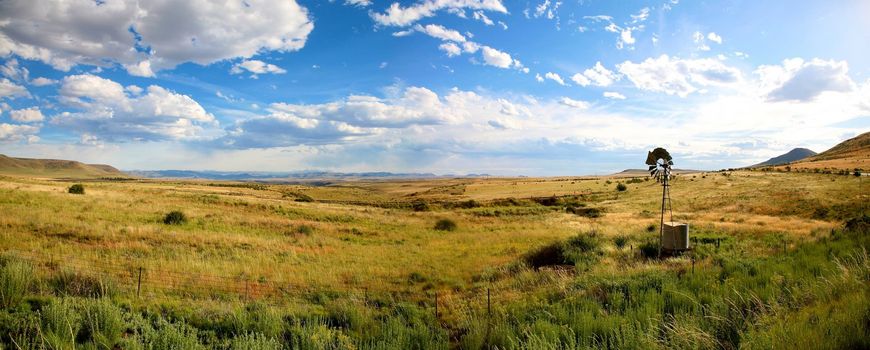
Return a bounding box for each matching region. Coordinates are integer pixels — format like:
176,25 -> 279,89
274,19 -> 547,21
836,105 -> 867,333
0,170 -> 867,348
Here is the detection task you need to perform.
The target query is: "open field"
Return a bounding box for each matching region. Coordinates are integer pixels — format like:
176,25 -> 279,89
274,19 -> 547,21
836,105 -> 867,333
1,170 -> 869,349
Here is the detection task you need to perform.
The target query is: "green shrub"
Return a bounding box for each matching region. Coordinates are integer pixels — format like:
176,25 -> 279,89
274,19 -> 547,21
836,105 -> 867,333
614,236 -> 629,249
646,223 -> 656,232
40,299 -> 81,349
49,269 -> 116,298
293,224 -> 315,236
163,210 -> 187,225
68,184 -> 85,194
0,259 -> 33,309
412,201 -> 431,212
638,241 -> 658,259
524,233 -> 601,269
616,183 -> 628,191
230,333 -> 282,350
434,219 -> 457,231
82,299 -> 124,349
568,206 -> 602,218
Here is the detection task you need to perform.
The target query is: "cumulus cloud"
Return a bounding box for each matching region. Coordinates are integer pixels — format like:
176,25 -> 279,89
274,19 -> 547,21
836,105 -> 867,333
0,0 -> 314,75
439,43 -> 462,57
345,0 -> 372,6
371,0 -> 507,26
571,62 -> 619,87
758,58 -> 855,102
0,123 -> 39,143
707,32 -> 722,44
617,55 -> 742,97
480,46 -> 515,68
0,59 -> 29,82
231,59 -> 287,76
603,91 -> 626,100
559,97 -> 590,109
54,74 -> 217,142
693,31 -> 722,51
0,78 -> 29,99
30,77 -> 58,86
10,107 -> 44,122
544,72 -> 568,86
414,24 -> 467,42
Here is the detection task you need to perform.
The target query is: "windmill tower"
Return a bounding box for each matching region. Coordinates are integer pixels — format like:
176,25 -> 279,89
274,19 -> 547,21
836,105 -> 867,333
646,148 -> 689,256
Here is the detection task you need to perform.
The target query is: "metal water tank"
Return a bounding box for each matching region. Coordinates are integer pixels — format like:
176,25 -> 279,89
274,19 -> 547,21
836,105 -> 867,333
663,222 -> 690,251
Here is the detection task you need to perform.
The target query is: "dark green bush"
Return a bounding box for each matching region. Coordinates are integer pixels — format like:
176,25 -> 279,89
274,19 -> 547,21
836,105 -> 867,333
68,184 -> 85,195
568,206 -> 602,218
638,241 -> 658,259
163,211 -> 187,225
524,233 -> 601,269
295,224 -> 314,236
412,201 -> 431,212
434,219 -> 457,231
616,183 -> 628,191
614,236 -> 629,249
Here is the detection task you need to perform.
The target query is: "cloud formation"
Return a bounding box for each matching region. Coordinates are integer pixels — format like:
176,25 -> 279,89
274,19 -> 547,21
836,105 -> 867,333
759,58 -> 855,102
0,0 -> 314,75
371,0 -> 507,26
617,55 -> 742,97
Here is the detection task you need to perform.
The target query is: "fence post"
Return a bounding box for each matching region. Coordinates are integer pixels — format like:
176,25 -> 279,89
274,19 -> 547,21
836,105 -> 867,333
137,267 -> 143,298
434,292 -> 439,320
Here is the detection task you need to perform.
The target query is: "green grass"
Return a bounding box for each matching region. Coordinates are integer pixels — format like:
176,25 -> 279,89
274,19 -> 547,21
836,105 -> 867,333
0,171 -> 867,348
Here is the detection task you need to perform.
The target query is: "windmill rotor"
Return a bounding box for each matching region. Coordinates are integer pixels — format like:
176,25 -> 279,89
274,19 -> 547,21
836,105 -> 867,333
646,147 -> 674,183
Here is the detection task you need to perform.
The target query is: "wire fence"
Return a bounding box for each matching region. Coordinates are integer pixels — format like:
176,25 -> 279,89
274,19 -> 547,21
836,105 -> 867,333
3,249 -> 518,320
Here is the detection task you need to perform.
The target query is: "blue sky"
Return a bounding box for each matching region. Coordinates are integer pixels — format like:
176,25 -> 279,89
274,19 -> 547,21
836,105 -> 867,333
0,0 -> 868,175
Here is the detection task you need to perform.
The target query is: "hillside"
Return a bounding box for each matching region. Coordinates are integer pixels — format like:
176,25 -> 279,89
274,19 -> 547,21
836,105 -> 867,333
751,148 -> 817,167
783,131 -> 870,170
0,154 -> 125,178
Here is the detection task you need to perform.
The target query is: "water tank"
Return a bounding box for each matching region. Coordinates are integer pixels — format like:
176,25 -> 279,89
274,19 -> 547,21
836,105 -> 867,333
662,222 -> 690,251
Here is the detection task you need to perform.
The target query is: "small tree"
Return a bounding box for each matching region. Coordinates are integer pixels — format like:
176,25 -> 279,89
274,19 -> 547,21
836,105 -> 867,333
68,184 -> 85,195
163,211 -> 187,225
616,183 -> 627,192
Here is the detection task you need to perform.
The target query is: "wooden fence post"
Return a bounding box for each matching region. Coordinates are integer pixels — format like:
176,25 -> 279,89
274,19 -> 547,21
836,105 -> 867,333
137,267 -> 143,298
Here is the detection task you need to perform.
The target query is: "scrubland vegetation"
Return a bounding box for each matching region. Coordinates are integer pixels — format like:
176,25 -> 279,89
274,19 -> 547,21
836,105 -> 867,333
0,171 -> 868,349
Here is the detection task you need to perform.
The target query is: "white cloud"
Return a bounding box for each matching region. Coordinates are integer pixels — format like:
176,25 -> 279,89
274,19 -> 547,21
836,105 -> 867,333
54,74 -> 217,142
571,62 -> 618,87
414,24 -> 467,42
559,97 -> 590,109
758,58 -> 855,102
0,59 -> 29,82
392,29 -> 416,37
473,11 -> 494,25
439,43 -> 462,57
371,0 -> 508,26
544,72 -> 568,86
0,123 -> 39,143
707,32 -> 723,44
30,77 -> 57,86
0,0 -> 313,74
345,0 -> 372,6
231,59 -> 287,76
480,46 -> 514,68
0,78 -> 29,99
617,55 -> 742,97
619,29 -> 636,48
535,74 -> 545,82
631,7 -> 650,23
603,91 -> 626,100
10,107 -> 44,122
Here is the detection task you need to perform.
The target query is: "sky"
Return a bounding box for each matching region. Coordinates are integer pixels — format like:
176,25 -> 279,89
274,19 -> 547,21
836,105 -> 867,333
0,0 -> 868,176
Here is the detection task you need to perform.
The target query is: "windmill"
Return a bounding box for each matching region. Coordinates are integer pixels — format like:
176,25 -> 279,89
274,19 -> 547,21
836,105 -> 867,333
645,148 -> 689,257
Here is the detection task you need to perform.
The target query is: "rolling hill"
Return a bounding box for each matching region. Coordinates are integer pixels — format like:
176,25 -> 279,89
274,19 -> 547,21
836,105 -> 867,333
750,148 -> 817,168
0,154 -> 125,178
781,131 -> 870,171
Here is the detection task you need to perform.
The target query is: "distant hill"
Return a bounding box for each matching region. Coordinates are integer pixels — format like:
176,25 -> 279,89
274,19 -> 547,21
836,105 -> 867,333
750,148 -> 817,168
0,154 -> 125,178
611,168 -> 702,177
782,131 -> 870,170
127,169 -> 462,181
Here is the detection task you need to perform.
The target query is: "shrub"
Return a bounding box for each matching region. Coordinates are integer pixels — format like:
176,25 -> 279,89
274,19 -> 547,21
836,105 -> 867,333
646,224 -> 656,232
68,184 -> 85,194
524,233 -> 601,269
82,299 -> 124,349
0,259 -> 33,309
412,201 -> 431,212
40,300 -> 81,349
568,206 -> 602,218
295,224 -> 315,236
855,170 -> 862,177
163,210 -> 187,225
638,241 -> 659,259
614,236 -> 629,249
616,183 -> 628,191
49,269 -> 116,298
434,219 -> 457,231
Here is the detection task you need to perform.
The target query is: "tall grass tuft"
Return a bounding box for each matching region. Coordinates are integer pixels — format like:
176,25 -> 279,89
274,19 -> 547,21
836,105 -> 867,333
0,259 -> 33,309
81,299 -> 125,349
39,299 -> 81,349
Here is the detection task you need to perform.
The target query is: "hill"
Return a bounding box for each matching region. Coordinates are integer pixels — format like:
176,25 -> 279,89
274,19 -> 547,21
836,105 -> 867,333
782,131 -> 870,171
750,148 -> 817,167
0,154 -> 125,178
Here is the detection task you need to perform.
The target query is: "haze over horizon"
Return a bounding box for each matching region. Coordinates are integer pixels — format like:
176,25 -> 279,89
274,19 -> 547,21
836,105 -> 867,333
0,0 -> 868,176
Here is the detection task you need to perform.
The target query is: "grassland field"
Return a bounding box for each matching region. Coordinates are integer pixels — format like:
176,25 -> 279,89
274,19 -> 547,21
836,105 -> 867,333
0,170 -> 869,349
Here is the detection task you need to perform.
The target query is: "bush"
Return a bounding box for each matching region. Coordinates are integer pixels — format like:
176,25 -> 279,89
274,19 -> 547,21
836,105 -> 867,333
0,259 -> 33,309
568,206 -> 602,218
638,241 -> 658,259
68,184 -> 85,194
295,224 -> 314,236
412,201 -> 431,212
163,211 -> 187,225
434,219 -> 457,231
82,299 -> 124,349
616,183 -> 628,191
524,233 -> 601,269
614,236 -> 629,249
49,269 -> 116,298
646,224 -> 656,232
40,300 -> 81,349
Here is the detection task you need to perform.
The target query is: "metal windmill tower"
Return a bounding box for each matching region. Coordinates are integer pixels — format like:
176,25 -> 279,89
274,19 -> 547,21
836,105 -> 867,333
646,148 -> 688,256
